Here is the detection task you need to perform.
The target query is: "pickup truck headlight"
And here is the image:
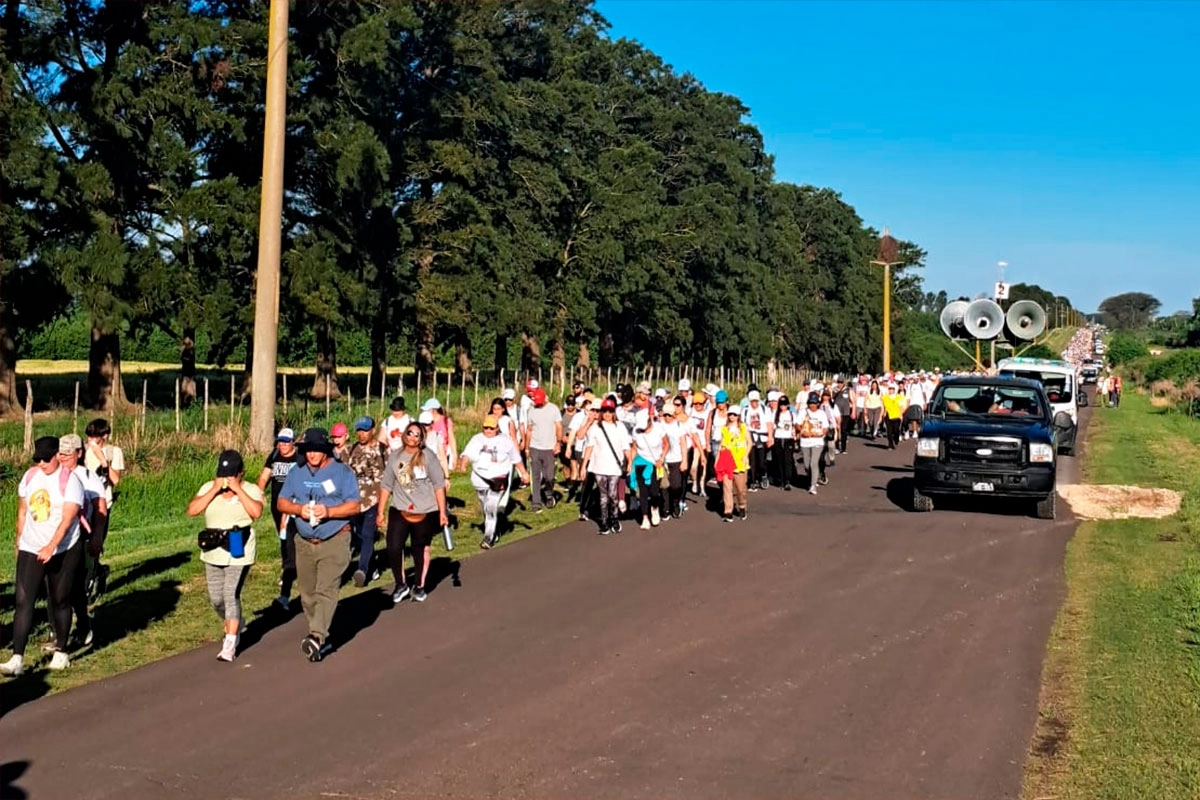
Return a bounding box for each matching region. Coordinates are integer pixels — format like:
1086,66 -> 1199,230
916,437 -> 939,458
1029,442 -> 1055,463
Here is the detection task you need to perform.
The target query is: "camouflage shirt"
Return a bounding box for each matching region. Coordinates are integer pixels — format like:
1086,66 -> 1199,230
347,440 -> 387,510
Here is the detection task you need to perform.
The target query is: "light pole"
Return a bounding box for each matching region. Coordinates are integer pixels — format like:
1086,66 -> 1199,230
870,228 -> 903,373
249,0 -> 289,453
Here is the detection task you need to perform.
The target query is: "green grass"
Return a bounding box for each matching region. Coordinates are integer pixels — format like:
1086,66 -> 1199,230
1024,392 -> 1200,799
0,416 -> 582,708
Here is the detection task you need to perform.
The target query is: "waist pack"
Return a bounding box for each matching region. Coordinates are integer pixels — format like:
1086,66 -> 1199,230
198,526 -> 249,552
485,474 -> 509,494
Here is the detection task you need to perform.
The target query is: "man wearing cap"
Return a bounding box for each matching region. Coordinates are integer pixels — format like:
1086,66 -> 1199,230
276,428 -> 361,662
831,377 -> 854,454
2,437 -> 85,675
258,427 -> 300,610
58,434 -> 108,649
347,416 -> 387,587
524,387 -> 562,513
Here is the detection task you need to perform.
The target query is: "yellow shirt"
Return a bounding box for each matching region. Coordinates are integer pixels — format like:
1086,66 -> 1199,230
720,424 -> 751,472
196,481 -> 261,567
881,394 -> 904,420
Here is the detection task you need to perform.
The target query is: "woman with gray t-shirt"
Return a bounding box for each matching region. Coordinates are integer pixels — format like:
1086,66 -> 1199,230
376,422 -> 449,604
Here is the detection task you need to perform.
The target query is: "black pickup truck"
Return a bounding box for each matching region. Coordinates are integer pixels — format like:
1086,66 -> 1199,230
911,376 -> 1072,519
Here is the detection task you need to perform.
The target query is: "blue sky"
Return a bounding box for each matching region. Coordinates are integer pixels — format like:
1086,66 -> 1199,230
597,0 -> 1199,314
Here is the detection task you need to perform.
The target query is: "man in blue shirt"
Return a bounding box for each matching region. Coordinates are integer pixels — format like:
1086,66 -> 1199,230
277,428 -> 360,662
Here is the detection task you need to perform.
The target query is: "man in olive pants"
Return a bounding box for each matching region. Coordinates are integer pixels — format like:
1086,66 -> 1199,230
277,428 -> 360,662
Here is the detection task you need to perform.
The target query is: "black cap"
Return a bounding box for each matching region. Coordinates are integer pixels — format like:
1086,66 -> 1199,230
807,392 -> 821,405
298,427 -> 333,454
390,396 -> 406,412
33,436 -> 59,463
215,449 -> 244,477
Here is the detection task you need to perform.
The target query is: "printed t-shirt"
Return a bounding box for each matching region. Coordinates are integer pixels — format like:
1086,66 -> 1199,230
462,433 -> 521,480
381,448 -> 444,516
262,447 -> 298,508
381,413 -> 413,451
798,409 -> 828,449
18,467 -> 84,555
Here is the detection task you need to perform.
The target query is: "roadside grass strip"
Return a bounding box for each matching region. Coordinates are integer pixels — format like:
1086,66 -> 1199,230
1025,392 -> 1200,799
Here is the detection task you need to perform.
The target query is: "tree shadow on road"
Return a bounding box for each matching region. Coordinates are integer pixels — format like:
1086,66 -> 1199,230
0,672 -> 50,720
1,760 -> 30,799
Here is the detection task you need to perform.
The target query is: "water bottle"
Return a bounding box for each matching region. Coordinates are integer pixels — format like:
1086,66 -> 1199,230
306,500 -> 316,525
228,528 -> 245,558
442,523 -> 454,552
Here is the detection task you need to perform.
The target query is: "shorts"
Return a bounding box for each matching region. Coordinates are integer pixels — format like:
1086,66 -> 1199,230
903,406 -> 923,423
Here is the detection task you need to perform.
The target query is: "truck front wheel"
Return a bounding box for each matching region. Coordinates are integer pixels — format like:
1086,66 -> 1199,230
913,486 -> 934,512
1035,491 -> 1057,520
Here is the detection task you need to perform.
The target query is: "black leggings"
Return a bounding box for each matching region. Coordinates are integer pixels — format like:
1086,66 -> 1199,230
386,508 -> 436,589
886,417 -> 902,448
666,462 -> 685,516
634,471 -> 662,518
13,540 -> 83,655
773,439 -> 796,486
749,443 -> 768,485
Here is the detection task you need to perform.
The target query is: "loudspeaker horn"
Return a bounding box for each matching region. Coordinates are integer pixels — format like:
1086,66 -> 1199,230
939,301 -> 971,340
964,298 -> 1004,340
1005,300 -> 1046,340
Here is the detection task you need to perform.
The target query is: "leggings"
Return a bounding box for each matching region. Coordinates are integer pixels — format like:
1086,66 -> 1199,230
800,445 -> 823,487
595,474 -> 623,528
386,508 -> 436,589
273,508 -> 297,596
886,417 -> 903,448
205,562 -> 249,622
12,540 -> 83,656
867,407 -> 883,436
749,443 -> 768,486
773,439 -> 796,486
666,461 -> 685,516
70,535 -> 94,636
470,472 -> 505,543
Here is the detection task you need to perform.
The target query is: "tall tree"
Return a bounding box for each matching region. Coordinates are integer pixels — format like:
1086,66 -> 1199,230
1099,291 -> 1161,330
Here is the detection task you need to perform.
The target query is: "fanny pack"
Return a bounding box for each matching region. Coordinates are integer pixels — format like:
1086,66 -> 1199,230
198,526 -> 249,552
482,473 -> 509,494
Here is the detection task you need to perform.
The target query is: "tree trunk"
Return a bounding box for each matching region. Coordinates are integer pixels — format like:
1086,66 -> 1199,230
520,332 -> 541,376
310,322 -> 341,399
370,309 -> 389,393
88,324 -> 126,411
453,329 -> 473,384
598,330 -> 614,369
576,341 -> 590,382
493,332 -> 508,380
180,327 -> 197,406
0,274 -> 16,415
414,320 -> 435,386
550,339 -> 565,383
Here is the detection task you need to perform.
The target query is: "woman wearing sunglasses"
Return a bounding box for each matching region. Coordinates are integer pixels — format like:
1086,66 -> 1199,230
377,422 -> 448,604
459,415 -> 529,549
660,399 -> 695,518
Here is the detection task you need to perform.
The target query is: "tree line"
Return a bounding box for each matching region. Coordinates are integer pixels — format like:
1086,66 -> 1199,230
0,1 -> 1076,414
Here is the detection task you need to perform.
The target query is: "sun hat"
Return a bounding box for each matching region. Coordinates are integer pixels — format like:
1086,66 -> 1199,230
526,379 -> 539,392
389,396 -> 406,412
807,392 -> 821,405
655,388 -> 668,398
727,406 -> 741,417
600,397 -> 617,411
531,388 -> 547,406
33,436 -> 58,463
635,381 -> 651,395
298,427 -> 333,454
590,398 -> 604,410
703,383 -> 720,397
634,409 -> 651,430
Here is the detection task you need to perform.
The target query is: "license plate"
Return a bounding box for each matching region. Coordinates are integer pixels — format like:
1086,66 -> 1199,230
972,481 -> 994,492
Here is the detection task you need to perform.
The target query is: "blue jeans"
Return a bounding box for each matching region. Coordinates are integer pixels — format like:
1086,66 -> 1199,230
353,507 -> 379,575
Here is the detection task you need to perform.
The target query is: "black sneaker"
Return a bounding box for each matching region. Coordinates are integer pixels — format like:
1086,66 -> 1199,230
612,520 -> 622,533
412,587 -> 428,603
301,635 -> 324,662
738,507 -> 747,520
722,514 -> 734,523
547,496 -> 557,509
783,484 -> 792,492
819,476 -> 829,486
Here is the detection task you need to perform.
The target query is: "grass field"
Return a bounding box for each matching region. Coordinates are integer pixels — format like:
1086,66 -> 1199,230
1024,392 -> 1200,799
0,414 -> 584,711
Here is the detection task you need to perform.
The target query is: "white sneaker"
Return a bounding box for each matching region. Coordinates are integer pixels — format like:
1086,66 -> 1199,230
217,634 -> 237,662
650,508 -> 661,526
640,517 -> 651,530
0,655 -> 24,676
48,650 -> 70,670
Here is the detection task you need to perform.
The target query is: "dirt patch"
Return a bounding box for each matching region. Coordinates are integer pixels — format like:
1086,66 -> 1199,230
1058,484 -> 1183,520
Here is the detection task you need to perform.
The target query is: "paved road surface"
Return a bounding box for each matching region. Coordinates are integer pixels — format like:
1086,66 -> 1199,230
1,418 -> 1082,799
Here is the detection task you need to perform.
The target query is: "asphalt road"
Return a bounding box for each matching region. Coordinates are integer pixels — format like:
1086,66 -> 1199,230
1,416 -> 1082,800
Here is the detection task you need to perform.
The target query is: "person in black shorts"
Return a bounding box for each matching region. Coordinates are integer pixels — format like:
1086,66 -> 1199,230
256,427 -> 298,610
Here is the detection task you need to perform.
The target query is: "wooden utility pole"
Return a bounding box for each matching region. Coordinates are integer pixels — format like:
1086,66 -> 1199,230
248,0 -> 289,452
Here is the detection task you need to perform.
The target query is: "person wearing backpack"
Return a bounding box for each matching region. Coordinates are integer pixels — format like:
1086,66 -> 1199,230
57,434 -> 108,650
2,437 -> 86,676
346,417 -> 388,587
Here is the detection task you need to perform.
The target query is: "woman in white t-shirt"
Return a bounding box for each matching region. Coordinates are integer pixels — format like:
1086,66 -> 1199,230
798,393 -> 829,495
771,393 -> 797,491
186,449 -> 264,663
3,437 -> 86,676
661,397 -> 693,517
687,394 -> 710,496
378,397 -> 413,452
582,399 -> 633,535
565,400 -> 597,509
630,409 -> 668,529
459,416 -> 530,549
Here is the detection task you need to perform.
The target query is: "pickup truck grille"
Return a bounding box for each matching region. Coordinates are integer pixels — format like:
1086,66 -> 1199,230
946,436 -> 1023,465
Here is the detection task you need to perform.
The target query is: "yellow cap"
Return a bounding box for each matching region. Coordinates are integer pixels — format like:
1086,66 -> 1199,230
483,415 -> 499,428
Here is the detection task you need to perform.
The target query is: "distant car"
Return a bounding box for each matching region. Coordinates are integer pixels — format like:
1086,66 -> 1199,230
912,376 -> 1071,520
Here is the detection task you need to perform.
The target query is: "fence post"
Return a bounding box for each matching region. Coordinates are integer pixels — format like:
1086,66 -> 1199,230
473,370 -> 479,409
204,378 -> 210,431
460,370 -> 466,409
23,380 -> 33,456
229,374 -> 236,426
73,380 -> 80,434
416,370 -> 422,403
365,370 -> 372,417
347,385 -> 352,416
380,367 -> 386,415
325,374 -> 331,418
282,373 -> 288,416
500,368 -> 506,391
175,378 -> 181,432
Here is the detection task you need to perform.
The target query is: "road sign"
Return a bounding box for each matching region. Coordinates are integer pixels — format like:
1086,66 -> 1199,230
994,281 -> 1010,301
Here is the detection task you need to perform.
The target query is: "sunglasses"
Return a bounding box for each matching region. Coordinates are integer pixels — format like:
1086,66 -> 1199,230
403,430 -> 422,438
673,400 -> 685,407
482,426 -> 497,431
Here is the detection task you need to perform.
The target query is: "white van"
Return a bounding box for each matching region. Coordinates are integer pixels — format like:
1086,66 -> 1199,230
996,357 -> 1079,455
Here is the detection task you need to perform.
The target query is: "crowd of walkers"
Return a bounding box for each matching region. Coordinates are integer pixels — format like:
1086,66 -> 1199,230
5,369 -> 953,672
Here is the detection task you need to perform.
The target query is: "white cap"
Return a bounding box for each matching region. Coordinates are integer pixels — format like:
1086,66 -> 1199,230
418,410 -> 434,425
655,388 -> 668,398
277,427 -> 296,442
766,390 -> 781,402
833,374 -> 842,382
704,383 -> 720,396
677,378 -> 691,391
634,409 -> 651,430
747,390 -> 761,401
502,388 -> 516,400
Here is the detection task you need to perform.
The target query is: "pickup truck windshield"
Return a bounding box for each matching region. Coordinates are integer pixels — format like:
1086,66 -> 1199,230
930,385 -> 1046,419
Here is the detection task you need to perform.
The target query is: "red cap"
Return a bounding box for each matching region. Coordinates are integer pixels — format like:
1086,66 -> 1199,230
600,397 -> 617,411
531,388 -> 547,406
